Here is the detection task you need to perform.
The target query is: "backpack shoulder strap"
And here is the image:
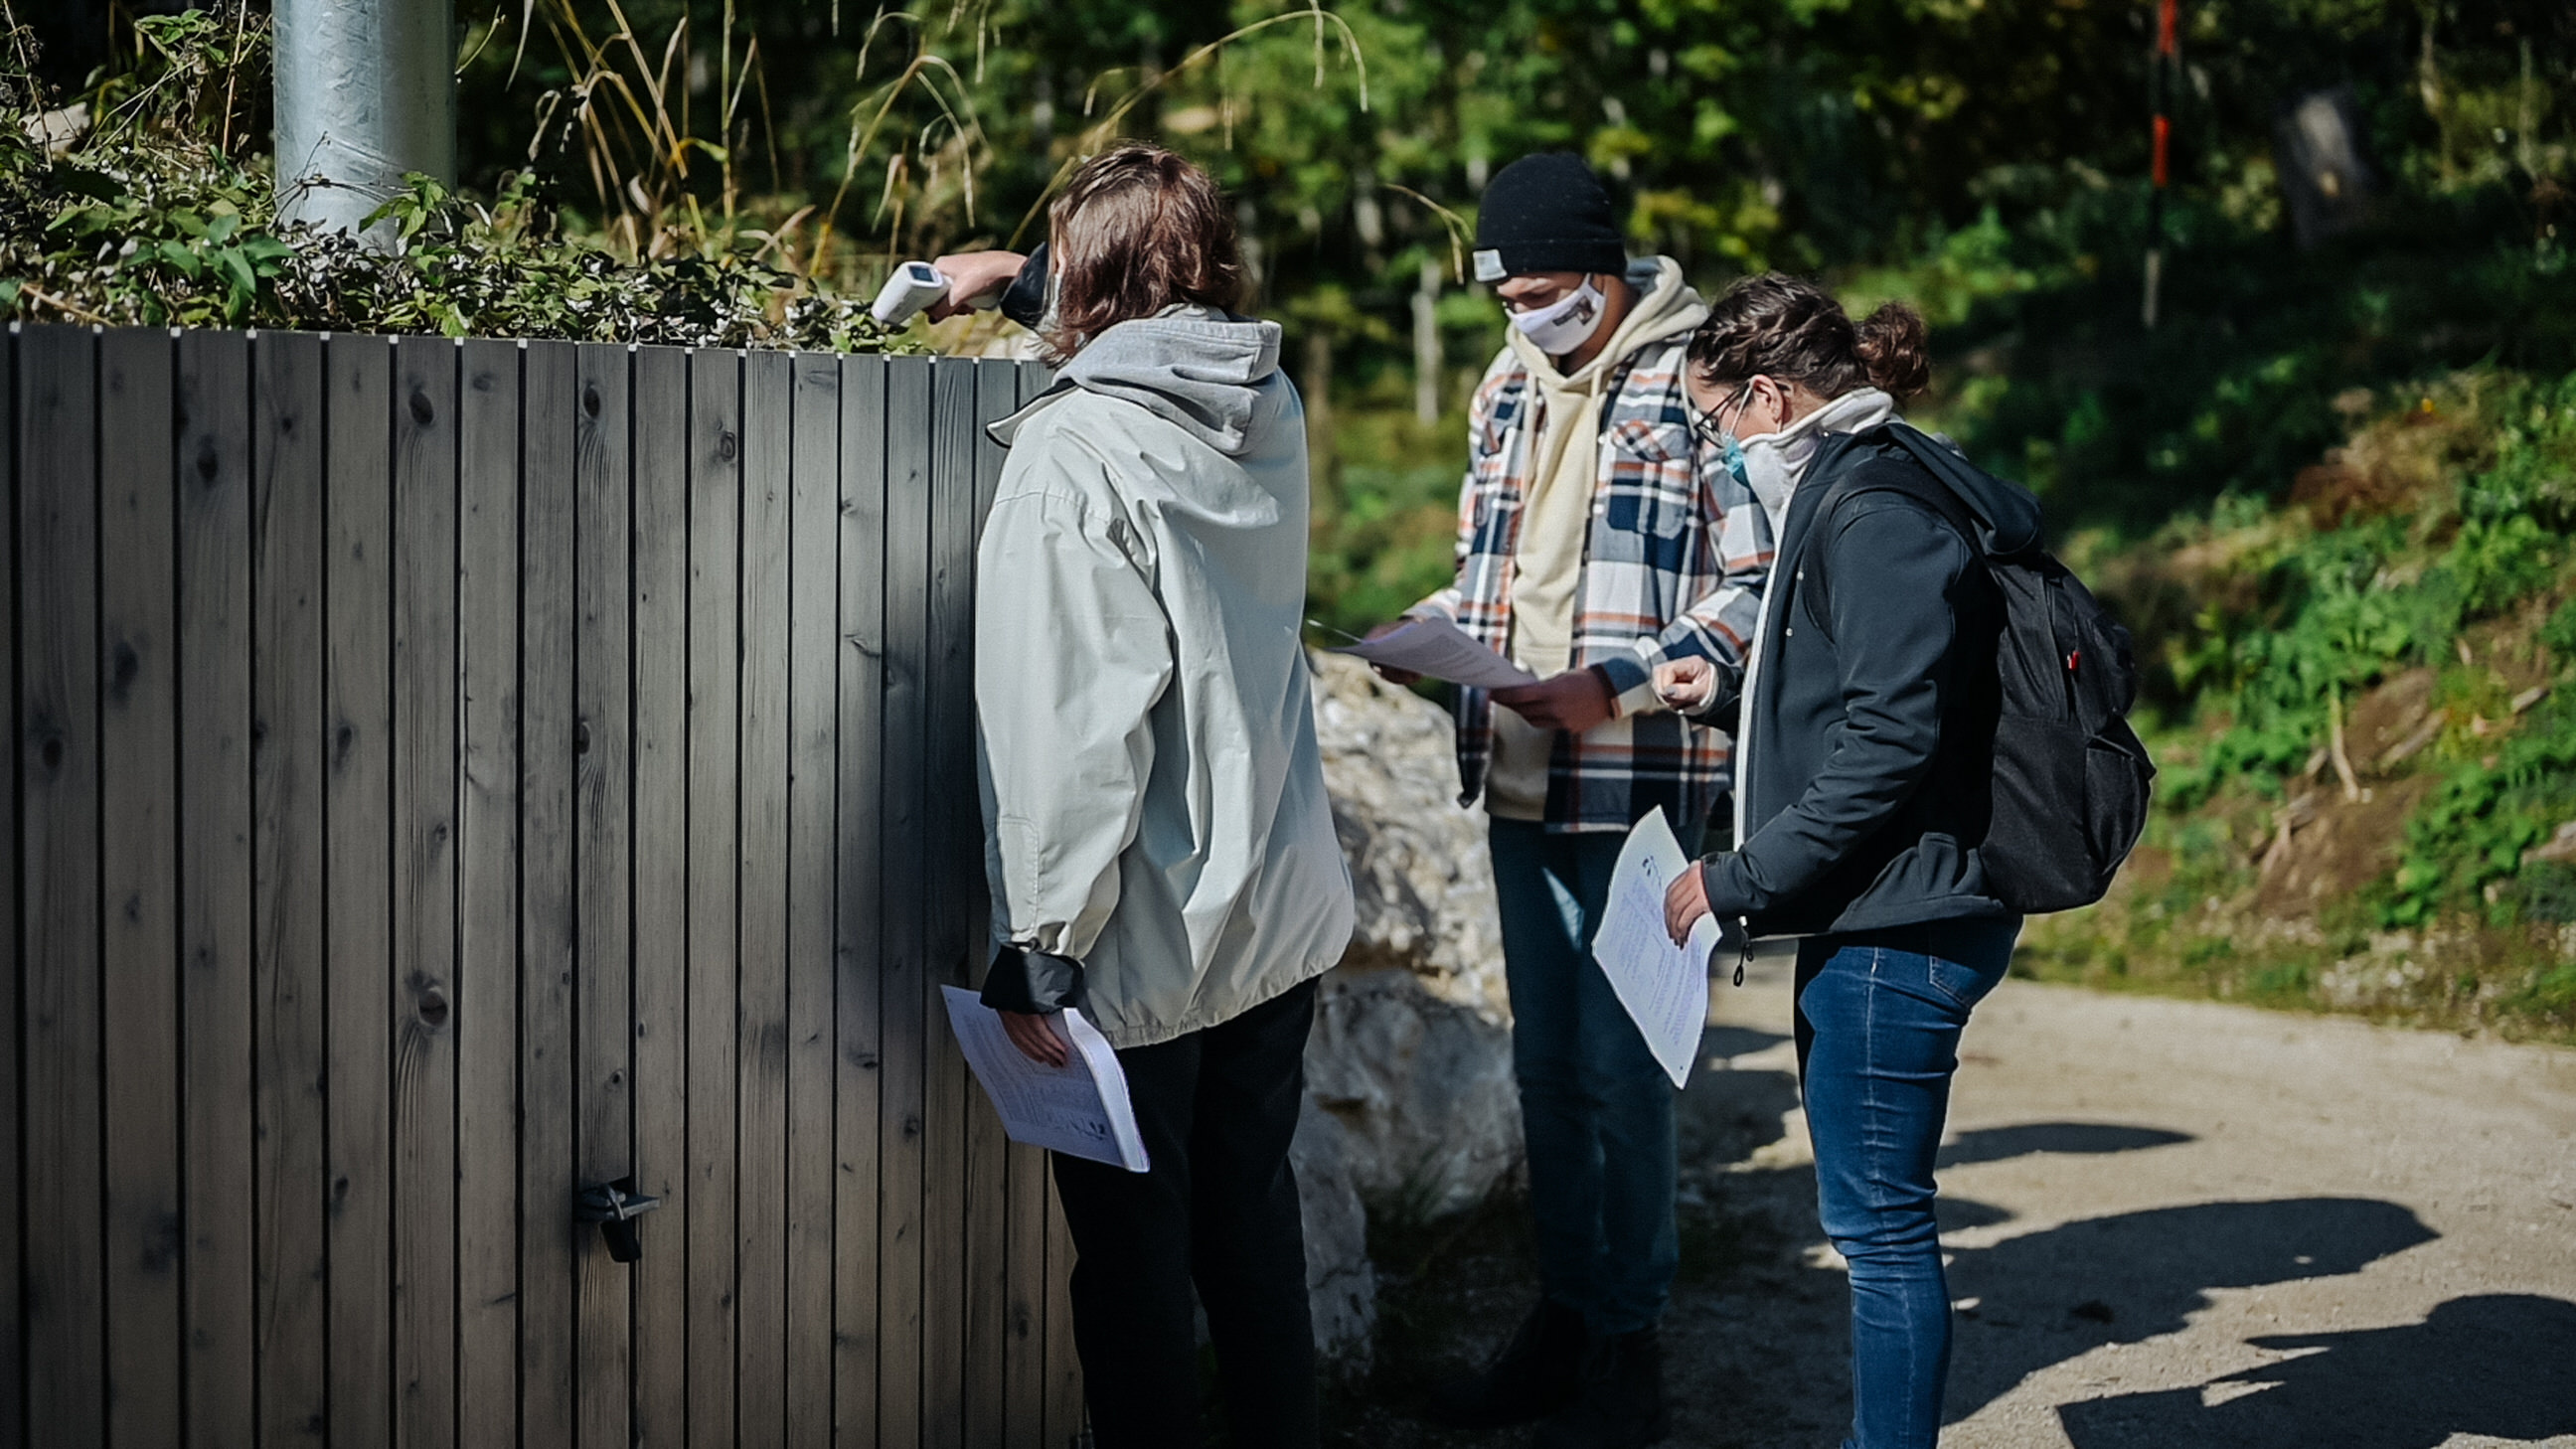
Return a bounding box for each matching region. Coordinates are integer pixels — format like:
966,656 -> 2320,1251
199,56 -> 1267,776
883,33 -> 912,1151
1800,430 -> 1980,625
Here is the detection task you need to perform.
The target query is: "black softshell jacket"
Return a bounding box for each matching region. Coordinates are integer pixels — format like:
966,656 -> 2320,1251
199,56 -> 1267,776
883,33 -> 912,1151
1694,429 -> 2042,937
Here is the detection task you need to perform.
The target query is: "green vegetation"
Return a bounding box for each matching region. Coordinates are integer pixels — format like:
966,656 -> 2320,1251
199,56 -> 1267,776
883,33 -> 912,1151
4,0 -> 2575,1035
0,11 -> 896,348
2020,375 -> 2576,1041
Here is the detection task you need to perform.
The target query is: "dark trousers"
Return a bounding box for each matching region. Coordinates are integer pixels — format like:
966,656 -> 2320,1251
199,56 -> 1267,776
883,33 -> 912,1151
1050,976 -> 1321,1449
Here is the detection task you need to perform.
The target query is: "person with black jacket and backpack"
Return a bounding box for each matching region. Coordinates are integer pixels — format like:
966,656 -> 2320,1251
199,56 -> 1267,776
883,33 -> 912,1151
1655,274 -> 2119,1449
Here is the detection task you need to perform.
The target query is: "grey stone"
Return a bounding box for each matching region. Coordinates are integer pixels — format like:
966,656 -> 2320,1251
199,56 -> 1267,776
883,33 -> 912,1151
1293,651 -> 1526,1362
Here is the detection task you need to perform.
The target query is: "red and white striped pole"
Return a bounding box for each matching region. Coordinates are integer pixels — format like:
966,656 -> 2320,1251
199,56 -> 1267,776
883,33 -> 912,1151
2144,0 -> 2178,327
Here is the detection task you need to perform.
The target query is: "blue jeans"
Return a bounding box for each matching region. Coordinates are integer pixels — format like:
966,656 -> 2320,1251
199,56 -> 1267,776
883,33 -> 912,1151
1795,917 -> 2020,1449
1489,817 -> 1696,1337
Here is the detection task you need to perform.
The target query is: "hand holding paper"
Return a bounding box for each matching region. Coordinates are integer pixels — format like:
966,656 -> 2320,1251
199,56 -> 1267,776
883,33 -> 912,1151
1592,808 -> 1720,1088
943,986 -> 1150,1172
1331,614 -> 1538,691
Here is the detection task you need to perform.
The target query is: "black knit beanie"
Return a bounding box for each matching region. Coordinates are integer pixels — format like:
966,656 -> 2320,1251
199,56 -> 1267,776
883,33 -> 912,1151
1473,153 -> 1627,282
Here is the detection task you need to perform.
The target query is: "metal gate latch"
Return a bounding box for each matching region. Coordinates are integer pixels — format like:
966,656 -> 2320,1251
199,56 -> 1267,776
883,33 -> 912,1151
576,1179 -> 663,1263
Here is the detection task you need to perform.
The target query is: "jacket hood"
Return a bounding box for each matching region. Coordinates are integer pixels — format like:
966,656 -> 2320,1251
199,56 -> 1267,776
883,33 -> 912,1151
1908,423 -> 2044,556
1003,305 -> 1285,457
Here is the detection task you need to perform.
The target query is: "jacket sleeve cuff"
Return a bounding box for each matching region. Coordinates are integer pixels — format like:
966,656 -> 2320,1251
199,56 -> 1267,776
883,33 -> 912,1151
1698,850 -> 1758,919
981,941 -> 1086,1014
998,242 -> 1051,331
1594,653 -> 1655,717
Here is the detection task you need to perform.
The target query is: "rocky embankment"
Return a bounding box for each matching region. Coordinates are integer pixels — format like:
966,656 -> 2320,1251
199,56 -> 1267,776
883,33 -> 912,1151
1295,652 -> 1523,1359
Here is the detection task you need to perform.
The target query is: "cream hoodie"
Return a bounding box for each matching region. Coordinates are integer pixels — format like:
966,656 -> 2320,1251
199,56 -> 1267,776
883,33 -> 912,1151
1485,256 -> 1709,819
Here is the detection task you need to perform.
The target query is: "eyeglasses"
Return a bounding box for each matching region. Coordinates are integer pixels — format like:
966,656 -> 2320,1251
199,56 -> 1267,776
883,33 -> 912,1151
1688,383 -> 1756,450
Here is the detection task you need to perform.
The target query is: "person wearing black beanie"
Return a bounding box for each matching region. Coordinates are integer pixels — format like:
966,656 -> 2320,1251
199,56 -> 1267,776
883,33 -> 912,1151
1371,153 -> 1774,1449
1470,151 -> 1631,284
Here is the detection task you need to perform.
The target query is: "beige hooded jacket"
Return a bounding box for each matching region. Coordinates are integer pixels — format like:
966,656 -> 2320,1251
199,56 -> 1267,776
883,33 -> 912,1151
974,307 -> 1356,1049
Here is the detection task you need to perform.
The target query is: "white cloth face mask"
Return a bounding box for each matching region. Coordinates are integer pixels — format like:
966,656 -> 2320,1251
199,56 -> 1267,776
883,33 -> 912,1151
1510,275 -> 1610,356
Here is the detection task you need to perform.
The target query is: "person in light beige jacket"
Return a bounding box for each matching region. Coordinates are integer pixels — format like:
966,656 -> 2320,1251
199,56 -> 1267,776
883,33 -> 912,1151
965,144 -> 1354,1449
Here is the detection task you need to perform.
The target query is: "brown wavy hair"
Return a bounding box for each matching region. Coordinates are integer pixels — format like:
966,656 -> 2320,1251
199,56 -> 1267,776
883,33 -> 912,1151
1685,273 -> 1931,402
1042,144 -> 1243,363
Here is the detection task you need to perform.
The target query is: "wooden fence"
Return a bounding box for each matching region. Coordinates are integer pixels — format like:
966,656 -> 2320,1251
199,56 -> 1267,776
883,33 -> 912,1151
2,323 -> 1081,1448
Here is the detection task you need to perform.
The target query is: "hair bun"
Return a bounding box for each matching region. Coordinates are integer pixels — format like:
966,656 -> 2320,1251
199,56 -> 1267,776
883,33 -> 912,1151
1852,302 -> 1931,400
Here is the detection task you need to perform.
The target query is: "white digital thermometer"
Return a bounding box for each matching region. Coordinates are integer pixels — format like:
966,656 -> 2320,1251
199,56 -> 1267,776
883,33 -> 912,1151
870,260 -> 1000,327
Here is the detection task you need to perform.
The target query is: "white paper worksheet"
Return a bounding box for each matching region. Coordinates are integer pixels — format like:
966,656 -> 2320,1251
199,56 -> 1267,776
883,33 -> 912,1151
1591,807 -> 1720,1088
1330,615 -> 1539,691
942,986 -> 1151,1172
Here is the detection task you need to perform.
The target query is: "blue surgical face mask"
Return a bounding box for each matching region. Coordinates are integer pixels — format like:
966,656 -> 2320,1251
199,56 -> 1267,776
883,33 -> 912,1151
1690,385 -> 1755,488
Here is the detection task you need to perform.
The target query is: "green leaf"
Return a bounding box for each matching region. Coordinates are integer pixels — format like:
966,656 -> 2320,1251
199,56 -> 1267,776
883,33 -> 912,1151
214,246 -> 258,307
157,241 -> 205,277
0,280 -> 20,312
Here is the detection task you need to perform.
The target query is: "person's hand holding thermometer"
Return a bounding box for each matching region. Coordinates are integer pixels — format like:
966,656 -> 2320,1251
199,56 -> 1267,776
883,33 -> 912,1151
870,249 -> 1033,327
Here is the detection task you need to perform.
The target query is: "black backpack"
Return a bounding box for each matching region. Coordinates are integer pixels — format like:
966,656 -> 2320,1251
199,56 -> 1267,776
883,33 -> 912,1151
1811,424 -> 2156,913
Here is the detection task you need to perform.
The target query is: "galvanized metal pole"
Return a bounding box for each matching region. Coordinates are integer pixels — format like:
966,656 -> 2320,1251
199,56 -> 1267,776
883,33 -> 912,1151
273,0 -> 456,243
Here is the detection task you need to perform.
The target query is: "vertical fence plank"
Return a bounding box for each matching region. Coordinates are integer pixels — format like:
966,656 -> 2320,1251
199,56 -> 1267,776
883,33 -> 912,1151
988,360 -> 1046,1449
877,355 -> 933,1449
921,359 -> 981,1449
782,351 -> 839,1449
687,348 -> 743,1449
0,327 -> 22,1446
251,330 -> 330,1445
391,334 -> 460,1449
521,338 -> 580,1448
833,353 -> 888,1447
571,342 -> 635,1449
19,323 -> 104,1448
97,326 -> 182,1449
961,359 -> 1015,1449
324,334 -> 397,1447
455,337 -> 524,1448
177,327 -> 257,1449
1019,359 -> 1083,1449
628,344 -> 690,1449
735,348 -> 793,1449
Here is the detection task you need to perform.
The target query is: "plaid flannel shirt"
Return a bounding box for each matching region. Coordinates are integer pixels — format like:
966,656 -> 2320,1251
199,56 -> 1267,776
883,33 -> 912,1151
1416,338 -> 1773,833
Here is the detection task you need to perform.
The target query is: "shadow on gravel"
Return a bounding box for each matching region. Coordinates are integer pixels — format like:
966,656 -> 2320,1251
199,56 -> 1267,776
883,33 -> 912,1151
1935,1121 -> 2193,1168
2055,1293 -> 2576,1448
1943,1197 -> 2440,1423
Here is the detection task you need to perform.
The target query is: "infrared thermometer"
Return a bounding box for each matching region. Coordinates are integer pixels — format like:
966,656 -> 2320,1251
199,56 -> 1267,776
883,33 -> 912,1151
870,260 -> 1001,327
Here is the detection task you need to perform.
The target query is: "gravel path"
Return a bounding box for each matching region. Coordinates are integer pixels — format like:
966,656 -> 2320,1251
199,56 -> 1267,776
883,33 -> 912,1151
1672,950 -> 2576,1448
1346,950 -> 2576,1448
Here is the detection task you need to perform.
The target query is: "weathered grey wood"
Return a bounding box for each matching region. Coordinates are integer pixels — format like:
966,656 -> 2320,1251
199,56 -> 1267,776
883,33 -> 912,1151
570,341 -> 635,1449
455,337 -> 524,1448
962,358 -> 1017,1449
922,358 -> 982,1449
987,360 -> 1046,1448
833,353 -> 889,1446
735,346 -> 794,1448
96,326 -> 183,1449
520,337 -> 580,1447
783,350 -> 840,1449
687,348 -> 743,1449
877,354 -> 934,1449
323,333 -> 397,1447
0,327 -> 23,1444
1013,356 -> 1084,1449
19,324 -> 105,1447
628,344 -> 692,1449
251,329 -> 331,1445
177,327 -> 257,1449
391,334 -> 460,1449
11,324 -> 1100,1449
